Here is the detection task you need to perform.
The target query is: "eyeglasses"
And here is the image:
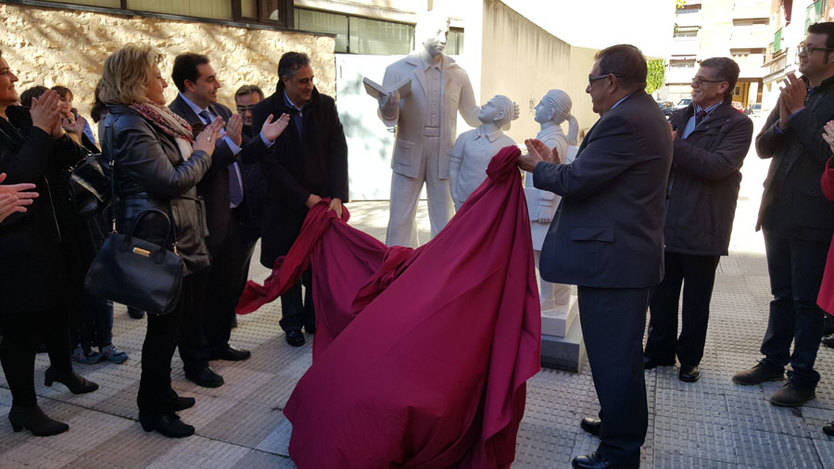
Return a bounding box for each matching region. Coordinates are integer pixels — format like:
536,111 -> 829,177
691,76 -> 725,86
797,43 -> 834,55
588,73 -> 611,86
236,104 -> 256,112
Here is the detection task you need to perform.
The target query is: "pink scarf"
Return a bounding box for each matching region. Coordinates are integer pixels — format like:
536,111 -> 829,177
129,102 -> 193,142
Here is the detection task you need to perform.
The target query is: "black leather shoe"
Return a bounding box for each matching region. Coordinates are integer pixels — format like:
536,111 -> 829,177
8,405 -> 69,436
210,346 -> 251,361
44,367 -> 99,394
572,451 -> 638,468
139,412 -> 194,438
127,307 -> 145,319
285,329 -> 305,347
643,356 -> 674,370
679,365 -> 701,383
173,396 -> 196,411
824,421 -> 834,436
580,417 -> 601,436
822,335 -> 834,349
185,367 -> 224,388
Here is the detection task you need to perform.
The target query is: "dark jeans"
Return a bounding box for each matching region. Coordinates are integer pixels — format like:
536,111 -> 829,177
760,230 -> 830,389
0,307 -> 73,408
645,252 -> 720,367
279,269 -> 314,333
204,213 -> 257,352
578,286 -> 650,466
176,270 -> 210,374
137,273 -> 201,415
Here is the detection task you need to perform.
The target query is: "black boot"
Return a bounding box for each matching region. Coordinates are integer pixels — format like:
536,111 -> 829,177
44,367 -> 99,394
8,405 -> 69,436
139,412 -> 195,438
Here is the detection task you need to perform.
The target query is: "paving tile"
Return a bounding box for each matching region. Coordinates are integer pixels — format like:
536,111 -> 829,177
734,428 -> 822,468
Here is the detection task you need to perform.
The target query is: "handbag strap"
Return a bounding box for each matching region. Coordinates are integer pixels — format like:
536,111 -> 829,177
103,112 -> 179,250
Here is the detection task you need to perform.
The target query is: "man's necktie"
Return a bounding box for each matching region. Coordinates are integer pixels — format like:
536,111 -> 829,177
695,110 -> 707,126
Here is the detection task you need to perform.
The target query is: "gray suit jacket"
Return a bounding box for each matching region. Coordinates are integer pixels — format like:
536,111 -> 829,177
533,91 -> 673,288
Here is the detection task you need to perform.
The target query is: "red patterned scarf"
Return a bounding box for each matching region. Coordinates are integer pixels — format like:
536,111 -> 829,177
129,102 -> 193,142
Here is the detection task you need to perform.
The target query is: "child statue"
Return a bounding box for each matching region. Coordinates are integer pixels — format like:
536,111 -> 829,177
448,95 -> 518,210
526,89 -> 579,309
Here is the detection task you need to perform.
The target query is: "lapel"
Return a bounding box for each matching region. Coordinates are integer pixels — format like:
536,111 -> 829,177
170,95 -> 201,127
406,55 -> 428,98
576,120 -> 599,156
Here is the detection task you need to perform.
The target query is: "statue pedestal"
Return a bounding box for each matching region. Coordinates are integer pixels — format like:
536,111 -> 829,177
540,293 -> 586,372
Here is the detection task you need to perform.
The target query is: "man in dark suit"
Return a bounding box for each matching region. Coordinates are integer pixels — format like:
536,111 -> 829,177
169,54 -> 289,387
252,52 -> 349,347
234,85 -> 267,249
519,45 -> 672,469
644,57 -> 753,383
733,22 -> 834,408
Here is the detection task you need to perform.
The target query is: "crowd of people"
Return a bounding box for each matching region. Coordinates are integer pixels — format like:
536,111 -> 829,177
0,16 -> 833,469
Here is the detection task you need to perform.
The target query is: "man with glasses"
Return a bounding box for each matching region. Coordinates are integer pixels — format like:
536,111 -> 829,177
519,44 -> 672,469
234,85 -> 268,255
733,23 -> 834,409
644,58 -> 753,384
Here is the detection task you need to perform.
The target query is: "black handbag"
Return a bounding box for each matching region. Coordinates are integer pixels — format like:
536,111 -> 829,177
68,153 -> 112,216
84,209 -> 184,315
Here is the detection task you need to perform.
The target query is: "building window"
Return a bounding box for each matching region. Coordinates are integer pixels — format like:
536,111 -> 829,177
54,0 -> 120,6
293,7 -> 463,56
773,28 -> 782,52
294,8 -> 349,52
233,0 -> 293,27
129,0 -> 233,20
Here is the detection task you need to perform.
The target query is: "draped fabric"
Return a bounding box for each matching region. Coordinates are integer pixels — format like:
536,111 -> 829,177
237,145 -> 541,468
819,156 -> 834,315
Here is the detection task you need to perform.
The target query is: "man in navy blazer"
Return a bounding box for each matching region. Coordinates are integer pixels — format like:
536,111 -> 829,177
520,44 -> 672,469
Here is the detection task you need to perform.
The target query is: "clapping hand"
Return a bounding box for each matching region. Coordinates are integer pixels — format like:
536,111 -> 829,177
261,113 -> 291,142
519,138 -> 559,172
0,173 -> 38,223
29,90 -> 63,138
779,73 -> 806,128
226,114 -> 243,147
193,119 -> 223,156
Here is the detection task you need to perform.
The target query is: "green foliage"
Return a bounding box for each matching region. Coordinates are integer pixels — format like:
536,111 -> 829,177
646,59 -> 666,94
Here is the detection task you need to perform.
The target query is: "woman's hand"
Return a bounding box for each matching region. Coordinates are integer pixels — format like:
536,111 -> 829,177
328,198 -> 343,218
0,173 -> 38,222
193,119 -> 223,156
29,90 -> 63,137
261,113 -> 291,142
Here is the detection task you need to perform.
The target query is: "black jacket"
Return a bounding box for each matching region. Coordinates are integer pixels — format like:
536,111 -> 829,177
0,106 -> 85,315
665,102 -> 753,256
168,95 -> 268,248
756,75 -> 834,241
252,84 -> 348,267
103,105 -> 213,275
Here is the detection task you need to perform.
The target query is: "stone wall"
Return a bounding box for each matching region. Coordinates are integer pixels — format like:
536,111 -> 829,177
0,3 -> 335,137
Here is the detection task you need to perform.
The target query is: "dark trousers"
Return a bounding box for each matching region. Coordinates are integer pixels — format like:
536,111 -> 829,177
578,286 -> 650,466
279,269 -> 314,332
204,211 -> 257,352
0,307 -> 73,408
645,251 -> 720,367
760,230 -> 830,389
175,269 -> 210,374
138,273 -> 204,415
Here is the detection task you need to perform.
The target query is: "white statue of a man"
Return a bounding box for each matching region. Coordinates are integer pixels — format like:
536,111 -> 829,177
449,95 -> 518,210
377,11 -> 480,247
525,89 -> 579,308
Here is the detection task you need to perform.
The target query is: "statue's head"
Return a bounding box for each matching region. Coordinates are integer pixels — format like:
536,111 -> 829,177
478,95 -> 515,130
535,89 -> 572,125
416,11 -> 450,58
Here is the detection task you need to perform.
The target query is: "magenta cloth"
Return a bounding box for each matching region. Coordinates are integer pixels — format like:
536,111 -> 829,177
819,156 -> 834,315
236,145 -> 541,468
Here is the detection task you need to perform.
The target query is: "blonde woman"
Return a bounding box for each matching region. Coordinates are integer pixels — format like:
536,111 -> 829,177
99,44 -> 221,438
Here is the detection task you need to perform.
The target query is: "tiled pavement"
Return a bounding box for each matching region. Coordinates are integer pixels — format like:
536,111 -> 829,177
2,121 -> 834,467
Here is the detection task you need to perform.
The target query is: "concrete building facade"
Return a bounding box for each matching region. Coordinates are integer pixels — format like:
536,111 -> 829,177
666,0 -> 770,110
